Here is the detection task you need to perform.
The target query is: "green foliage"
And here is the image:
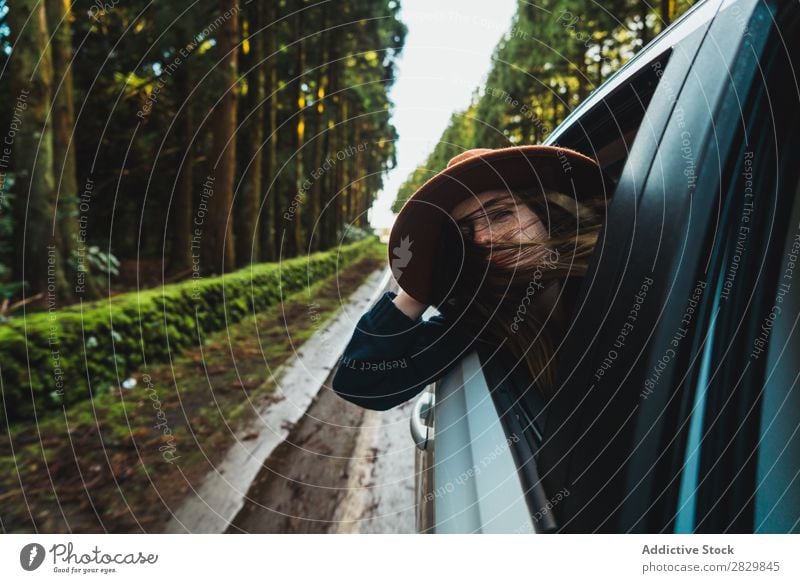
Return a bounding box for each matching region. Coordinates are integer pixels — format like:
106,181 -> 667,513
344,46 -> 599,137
0,237 -> 380,424
67,245 -> 120,293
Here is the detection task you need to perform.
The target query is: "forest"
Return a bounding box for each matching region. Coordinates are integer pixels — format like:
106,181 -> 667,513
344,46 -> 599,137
0,0 -> 405,310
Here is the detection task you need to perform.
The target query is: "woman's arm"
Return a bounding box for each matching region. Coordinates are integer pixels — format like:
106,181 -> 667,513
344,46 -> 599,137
392,288 -> 428,320
331,289 -> 475,411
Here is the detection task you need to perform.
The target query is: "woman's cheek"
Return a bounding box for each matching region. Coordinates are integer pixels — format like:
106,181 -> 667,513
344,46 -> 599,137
524,216 -> 547,242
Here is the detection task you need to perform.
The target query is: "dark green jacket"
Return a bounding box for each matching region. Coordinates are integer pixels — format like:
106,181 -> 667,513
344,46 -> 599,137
332,278 -> 581,411
331,290 -> 478,411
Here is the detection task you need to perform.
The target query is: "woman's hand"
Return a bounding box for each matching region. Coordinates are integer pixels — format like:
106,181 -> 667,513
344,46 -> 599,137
392,288 -> 428,320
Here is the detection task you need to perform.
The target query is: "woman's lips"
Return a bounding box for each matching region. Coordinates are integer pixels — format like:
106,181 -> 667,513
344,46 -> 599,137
487,247 -> 518,265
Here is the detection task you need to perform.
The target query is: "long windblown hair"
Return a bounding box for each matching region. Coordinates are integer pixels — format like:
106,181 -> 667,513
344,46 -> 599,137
436,187 -> 609,398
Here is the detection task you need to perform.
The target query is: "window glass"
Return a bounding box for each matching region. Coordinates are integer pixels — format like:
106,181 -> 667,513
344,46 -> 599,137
552,50 -> 672,186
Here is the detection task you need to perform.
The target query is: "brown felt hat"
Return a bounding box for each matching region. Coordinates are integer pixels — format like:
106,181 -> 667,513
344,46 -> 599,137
388,145 -> 609,308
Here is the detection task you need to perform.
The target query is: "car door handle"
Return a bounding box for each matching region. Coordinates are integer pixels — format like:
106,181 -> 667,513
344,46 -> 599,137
410,389 -> 435,450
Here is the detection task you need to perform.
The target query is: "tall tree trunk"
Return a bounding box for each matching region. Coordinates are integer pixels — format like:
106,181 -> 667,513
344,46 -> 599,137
265,0 -> 279,262
640,4 -> 652,46
8,0 -> 68,305
169,30 -> 194,274
309,6 -> 328,252
321,35 -> 339,250
201,0 -> 238,275
333,96 -> 347,243
660,0 -> 673,30
596,42 -> 605,86
45,0 -> 77,303
291,1 -> 305,257
361,135 -> 371,229
235,0 -> 264,267
340,98 -> 350,230
353,123 -> 364,228
318,116 -> 332,249
576,57 -> 589,103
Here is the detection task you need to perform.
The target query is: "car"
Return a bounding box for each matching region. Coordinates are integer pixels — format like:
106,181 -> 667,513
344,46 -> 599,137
411,0 -> 800,534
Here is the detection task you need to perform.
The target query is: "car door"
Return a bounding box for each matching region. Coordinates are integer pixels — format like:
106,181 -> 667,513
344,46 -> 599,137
670,1 -> 800,534
537,0 -> 799,533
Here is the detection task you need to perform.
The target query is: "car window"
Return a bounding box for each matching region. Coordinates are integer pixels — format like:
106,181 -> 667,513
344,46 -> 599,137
549,48 -> 672,186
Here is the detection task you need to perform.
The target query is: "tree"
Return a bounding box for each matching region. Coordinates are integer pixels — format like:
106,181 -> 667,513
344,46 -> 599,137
290,0 -> 306,257
201,0 -> 239,275
262,0 -> 280,262
46,0 -> 80,301
169,22 -> 197,275
8,0 -> 69,304
235,0 -> 265,267
307,2 -> 328,252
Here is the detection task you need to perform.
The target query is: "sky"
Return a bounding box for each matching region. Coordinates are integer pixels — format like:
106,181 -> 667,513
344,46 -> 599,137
368,0 -> 518,230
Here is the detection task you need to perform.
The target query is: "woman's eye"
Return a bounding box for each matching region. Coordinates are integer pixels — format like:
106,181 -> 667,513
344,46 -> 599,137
492,210 -> 512,221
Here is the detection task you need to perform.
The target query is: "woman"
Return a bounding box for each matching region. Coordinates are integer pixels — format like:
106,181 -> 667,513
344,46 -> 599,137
331,145 -> 611,411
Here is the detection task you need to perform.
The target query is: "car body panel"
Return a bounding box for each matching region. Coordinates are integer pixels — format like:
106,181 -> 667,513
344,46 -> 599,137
423,351 -> 534,534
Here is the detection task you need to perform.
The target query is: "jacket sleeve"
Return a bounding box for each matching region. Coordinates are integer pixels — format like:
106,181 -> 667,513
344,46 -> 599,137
331,290 -> 476,411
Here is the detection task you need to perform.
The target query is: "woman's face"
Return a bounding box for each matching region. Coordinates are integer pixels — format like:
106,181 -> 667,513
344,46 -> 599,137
450,189 -> 547,263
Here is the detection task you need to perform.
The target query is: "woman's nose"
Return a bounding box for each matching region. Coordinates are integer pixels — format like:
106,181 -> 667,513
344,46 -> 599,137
473,224 -> 493,245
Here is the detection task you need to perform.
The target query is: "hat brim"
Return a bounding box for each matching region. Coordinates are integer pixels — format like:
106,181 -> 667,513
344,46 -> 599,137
388,145 -> 611,307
